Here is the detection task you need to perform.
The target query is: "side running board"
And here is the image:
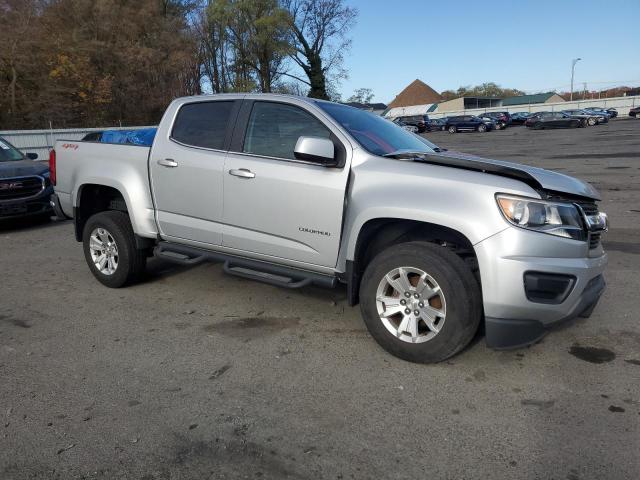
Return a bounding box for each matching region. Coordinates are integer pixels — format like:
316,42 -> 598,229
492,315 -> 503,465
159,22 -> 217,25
153,241 -> 336,289
223,262 -> 312,289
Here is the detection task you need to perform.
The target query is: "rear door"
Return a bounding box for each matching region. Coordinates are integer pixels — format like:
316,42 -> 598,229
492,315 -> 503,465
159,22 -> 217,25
461,116 -> 474,130
222,100 -> 351,268
149,99 -> 240,245
551,112 -> 566,127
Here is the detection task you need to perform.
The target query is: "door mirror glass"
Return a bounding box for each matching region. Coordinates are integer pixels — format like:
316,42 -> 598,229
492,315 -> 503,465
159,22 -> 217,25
26,152 -> 38,160
294,136 -> 336,165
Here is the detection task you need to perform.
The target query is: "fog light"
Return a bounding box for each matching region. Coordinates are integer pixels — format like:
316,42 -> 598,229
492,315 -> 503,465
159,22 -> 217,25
524,272 -> 576,304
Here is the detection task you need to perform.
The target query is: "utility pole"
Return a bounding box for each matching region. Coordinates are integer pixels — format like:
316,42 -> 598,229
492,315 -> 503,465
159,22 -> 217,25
570,58 -> 581,101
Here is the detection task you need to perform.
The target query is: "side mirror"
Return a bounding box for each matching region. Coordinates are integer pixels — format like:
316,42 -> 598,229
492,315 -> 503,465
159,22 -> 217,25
26,152 -> 38,160
294,136 -> 336,166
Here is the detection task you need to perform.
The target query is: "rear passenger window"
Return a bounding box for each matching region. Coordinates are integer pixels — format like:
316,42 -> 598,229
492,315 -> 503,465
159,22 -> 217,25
171,101 -> 234,150
243,102 -> 331,160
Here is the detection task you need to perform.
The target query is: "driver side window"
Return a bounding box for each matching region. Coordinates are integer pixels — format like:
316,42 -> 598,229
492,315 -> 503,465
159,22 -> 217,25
243,102 -> 331,160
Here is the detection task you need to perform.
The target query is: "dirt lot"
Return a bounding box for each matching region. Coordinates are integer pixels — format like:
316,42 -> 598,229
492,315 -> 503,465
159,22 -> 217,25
1,119 -> 639,479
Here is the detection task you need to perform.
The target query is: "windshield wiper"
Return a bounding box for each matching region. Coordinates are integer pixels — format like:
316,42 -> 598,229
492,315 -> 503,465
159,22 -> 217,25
382,149 -> 432,159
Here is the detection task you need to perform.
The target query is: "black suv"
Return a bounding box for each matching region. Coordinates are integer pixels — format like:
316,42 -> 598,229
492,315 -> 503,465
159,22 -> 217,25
479,111 -> 511,129
445,115 -> 493,133
394,115 -> 431,133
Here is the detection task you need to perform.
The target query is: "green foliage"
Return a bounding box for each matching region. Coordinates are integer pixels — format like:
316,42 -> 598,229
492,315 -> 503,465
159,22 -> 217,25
440,82 -> 525,101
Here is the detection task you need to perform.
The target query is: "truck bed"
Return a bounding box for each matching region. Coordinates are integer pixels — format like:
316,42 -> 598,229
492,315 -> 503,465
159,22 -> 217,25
54,140 -> 158,238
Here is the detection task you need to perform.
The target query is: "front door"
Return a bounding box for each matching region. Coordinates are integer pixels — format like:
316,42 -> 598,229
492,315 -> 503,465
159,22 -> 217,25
222,100 -> 350,268
149,99 -> 239,245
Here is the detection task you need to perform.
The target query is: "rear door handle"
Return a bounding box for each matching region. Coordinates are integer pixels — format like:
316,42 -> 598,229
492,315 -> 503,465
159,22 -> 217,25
157,158 -> 178,168
228,168 -> 255,179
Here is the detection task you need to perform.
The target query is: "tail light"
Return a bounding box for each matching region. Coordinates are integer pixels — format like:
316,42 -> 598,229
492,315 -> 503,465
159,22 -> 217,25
49,149 -> 56,186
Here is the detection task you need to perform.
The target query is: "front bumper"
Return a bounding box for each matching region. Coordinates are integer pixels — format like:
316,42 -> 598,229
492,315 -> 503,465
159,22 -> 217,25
0,186 -> 53,219
485,274 -> 605,349
474,227 -> 607,349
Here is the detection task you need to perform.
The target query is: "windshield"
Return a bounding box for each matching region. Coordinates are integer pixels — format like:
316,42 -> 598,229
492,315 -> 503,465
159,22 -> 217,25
316,102 -> 438,156
0,137 -> 25,162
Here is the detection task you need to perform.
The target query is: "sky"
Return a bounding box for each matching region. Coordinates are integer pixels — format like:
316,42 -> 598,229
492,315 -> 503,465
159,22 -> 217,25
338,0 -> 640,103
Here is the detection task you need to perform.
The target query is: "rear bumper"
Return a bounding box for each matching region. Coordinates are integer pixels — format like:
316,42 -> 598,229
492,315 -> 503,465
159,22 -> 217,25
485,274 -> 605,349
50,193 -> 70,219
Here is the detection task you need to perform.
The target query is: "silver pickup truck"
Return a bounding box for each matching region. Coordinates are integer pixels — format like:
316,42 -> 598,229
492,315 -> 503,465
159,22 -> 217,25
50,94 -> 608,363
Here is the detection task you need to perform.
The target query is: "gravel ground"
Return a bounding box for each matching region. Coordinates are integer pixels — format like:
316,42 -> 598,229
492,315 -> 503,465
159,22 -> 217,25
1,118 -> 639,479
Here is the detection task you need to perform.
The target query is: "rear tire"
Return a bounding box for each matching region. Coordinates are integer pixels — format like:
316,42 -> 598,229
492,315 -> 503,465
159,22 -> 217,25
359,242 -> 482,363
448,126 -> 457,134
82,211 -> 146,288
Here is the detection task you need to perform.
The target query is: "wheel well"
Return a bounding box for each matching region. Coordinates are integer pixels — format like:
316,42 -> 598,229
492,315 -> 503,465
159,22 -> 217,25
74,184 -> 128,241
346,219 -> 479,306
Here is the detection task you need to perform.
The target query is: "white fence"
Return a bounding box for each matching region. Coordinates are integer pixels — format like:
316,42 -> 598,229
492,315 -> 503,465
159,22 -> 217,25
386,95 -> 639,119
0,126 -> 155,159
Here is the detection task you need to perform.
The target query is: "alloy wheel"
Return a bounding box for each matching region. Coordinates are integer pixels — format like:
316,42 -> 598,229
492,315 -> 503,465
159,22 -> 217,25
89,227 -> 119,275
375,267 -> 447,344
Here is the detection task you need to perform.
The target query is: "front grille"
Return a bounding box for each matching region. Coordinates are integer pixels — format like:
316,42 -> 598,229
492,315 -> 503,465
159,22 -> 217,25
575,201 -> 602,249
575,200 -> 598,216
0,176 -> 44,201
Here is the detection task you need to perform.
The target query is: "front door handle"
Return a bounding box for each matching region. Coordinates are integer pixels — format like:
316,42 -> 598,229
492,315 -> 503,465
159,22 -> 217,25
228,168 -> 256,179
157,158 -> 178,168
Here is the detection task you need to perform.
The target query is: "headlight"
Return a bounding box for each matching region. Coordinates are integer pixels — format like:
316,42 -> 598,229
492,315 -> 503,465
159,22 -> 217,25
496,194 -> 585,241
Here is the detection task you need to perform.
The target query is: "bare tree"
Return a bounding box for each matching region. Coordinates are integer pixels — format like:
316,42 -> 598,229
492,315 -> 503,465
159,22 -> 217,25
282,0 -> 357,99
347,87 -> 373,104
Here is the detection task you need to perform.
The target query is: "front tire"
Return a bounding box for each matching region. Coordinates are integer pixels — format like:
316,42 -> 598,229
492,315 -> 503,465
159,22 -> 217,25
359,242 -> 482,363
477,124 -> 487,133
82,211 -> 146,288
448,126 -> 457,134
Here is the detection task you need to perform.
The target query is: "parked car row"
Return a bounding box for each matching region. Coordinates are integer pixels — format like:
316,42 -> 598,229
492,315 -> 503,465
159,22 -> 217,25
524,107 -> 618,129
392,105 -> 623,134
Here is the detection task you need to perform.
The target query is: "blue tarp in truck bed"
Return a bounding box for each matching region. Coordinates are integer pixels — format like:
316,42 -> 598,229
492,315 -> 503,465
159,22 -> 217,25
100,128 -> 157,146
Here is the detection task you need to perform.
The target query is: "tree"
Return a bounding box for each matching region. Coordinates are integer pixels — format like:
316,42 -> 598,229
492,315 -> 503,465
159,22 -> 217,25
0,0 -> 44,127
282,0 -> 357,99
0,0 -> 200,129
440,82 -> 525,101
346,87 -> 373,104
201,0 -> 292,94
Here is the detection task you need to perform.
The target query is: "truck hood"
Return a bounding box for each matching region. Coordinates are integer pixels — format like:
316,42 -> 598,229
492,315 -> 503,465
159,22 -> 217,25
0,160 -> 49,178
420,150 -> 601,200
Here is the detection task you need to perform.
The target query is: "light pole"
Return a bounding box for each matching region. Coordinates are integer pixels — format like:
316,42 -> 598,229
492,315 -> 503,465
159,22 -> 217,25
570,58 -> 581,101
